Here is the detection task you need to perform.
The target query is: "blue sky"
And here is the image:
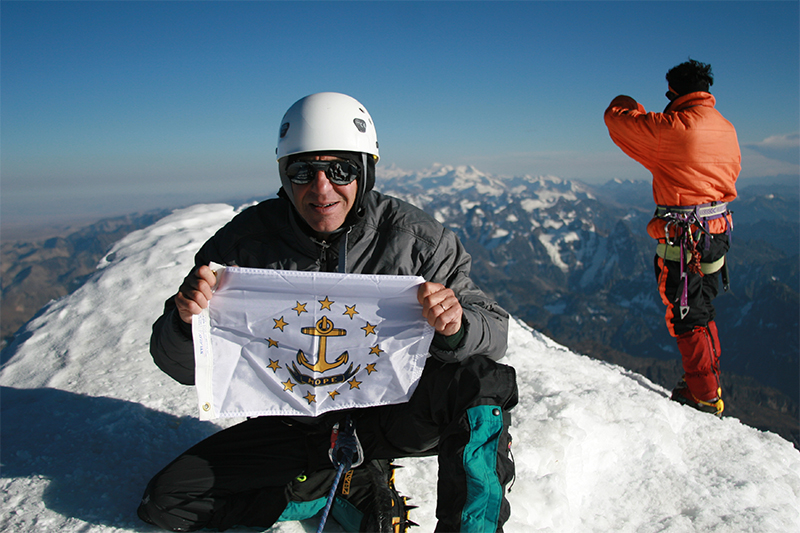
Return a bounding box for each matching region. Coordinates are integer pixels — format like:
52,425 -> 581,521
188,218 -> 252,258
2,1 -> 798,237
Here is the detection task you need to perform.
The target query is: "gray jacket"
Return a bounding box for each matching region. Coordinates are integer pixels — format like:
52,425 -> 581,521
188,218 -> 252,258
150,190 -> 509,385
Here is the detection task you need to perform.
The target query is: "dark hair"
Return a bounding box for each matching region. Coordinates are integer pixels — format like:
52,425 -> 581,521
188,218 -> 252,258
666,59 -> 714,96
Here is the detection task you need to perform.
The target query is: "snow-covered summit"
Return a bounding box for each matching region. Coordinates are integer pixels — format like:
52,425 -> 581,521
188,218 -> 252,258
1,203 -> 798,532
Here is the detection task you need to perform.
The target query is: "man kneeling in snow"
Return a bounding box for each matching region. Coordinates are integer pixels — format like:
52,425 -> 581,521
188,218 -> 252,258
138,92 -> 518,532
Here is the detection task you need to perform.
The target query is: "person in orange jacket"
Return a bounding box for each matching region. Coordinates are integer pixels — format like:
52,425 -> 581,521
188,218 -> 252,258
604,59 -> 740,416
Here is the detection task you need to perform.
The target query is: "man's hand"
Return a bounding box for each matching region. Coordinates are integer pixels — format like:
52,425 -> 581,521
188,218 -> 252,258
418,282 -> 463,337
175,265 -> 217,324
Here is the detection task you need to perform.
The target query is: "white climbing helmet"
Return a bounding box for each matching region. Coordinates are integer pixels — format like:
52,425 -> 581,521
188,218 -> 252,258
276,92 -> 379,162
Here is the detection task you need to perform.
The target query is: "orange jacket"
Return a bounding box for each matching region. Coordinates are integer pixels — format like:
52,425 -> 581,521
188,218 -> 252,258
604,92 -> 740,239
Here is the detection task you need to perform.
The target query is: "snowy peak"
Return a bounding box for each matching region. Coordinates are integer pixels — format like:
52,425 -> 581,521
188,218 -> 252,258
380,163 -> 506,197
379,165 -> 623,279
379,165 -> 595,205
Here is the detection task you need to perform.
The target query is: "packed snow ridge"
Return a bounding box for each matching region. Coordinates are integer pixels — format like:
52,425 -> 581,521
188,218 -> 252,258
1,203 -> 798,533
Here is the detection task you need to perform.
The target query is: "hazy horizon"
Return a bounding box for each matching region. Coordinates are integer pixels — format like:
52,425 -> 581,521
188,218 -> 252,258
2,1 -> 798,241
2,166 -> 796,243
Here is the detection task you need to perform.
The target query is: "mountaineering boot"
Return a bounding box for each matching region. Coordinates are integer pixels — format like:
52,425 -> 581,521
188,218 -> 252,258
331,459 -> 417,533
361,460 -> 417,533
671,378 -> 725,417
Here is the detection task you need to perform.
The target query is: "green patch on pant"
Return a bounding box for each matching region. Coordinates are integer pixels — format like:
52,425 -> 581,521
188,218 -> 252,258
277,497 -> 326,522
461,405 -> 504,532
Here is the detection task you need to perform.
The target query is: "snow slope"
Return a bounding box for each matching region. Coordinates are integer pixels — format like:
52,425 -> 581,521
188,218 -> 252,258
1,204 -> 798,533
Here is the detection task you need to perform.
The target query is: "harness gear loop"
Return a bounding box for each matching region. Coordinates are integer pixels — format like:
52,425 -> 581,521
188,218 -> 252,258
656,202 -> 732,318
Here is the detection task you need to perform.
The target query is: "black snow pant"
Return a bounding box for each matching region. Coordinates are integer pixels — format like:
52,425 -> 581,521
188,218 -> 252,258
137,355 -> 518,532
654,232 -> 729,337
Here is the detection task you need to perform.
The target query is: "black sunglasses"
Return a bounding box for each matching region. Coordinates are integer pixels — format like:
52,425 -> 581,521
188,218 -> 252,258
285,160 -> 361,186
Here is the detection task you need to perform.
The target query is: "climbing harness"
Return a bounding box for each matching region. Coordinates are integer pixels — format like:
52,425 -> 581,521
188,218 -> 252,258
655,202 -> 732,319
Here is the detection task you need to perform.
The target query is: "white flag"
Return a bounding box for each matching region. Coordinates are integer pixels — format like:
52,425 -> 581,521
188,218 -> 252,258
192,267 -> 435,420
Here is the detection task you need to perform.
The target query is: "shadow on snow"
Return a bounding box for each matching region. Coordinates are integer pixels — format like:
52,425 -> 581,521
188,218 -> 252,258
0,386 -> 219,529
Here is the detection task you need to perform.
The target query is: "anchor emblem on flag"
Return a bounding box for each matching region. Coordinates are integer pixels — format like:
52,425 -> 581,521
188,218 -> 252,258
288,313 -> 360,388
297,316 -> 349,373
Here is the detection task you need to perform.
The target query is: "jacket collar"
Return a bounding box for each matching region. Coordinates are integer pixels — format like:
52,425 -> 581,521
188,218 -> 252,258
666,91 -> 716,112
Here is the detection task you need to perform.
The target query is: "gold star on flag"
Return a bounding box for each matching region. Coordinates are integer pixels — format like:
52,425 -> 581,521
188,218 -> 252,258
370,344 -> 384,357
328,390 -> 340,400
267,359 -> 281,373
348,377 -> 362,390
319,296 -> 334,310
304,392 -> 317,404
293,301 -> 308,316
267,338 -> 279,348
361,322 -> 377,336
273,316 -> 288,331
366,363 -> 377,374
343,304 -> 358,319
282,379 -> 296,392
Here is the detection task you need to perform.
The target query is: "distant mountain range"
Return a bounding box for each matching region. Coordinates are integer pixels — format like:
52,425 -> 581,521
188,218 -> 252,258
1,167 -> 797,445
380,165 -> 799,445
